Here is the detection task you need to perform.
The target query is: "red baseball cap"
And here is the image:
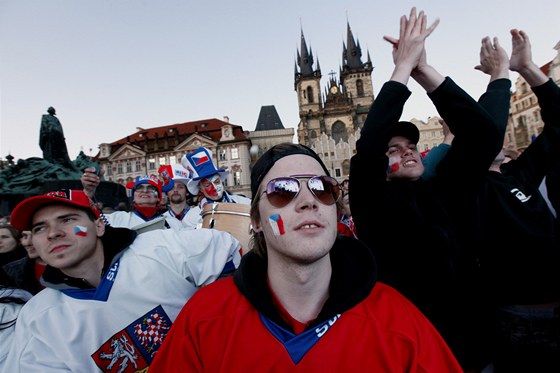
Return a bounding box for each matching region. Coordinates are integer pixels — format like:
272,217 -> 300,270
10,189 -> 100,231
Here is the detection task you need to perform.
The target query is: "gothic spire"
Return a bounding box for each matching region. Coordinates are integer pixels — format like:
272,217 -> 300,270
343,21 -> 363,69
296,28 -> 315,76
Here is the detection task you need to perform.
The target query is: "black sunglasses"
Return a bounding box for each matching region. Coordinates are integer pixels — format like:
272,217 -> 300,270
262,175 -> 341,208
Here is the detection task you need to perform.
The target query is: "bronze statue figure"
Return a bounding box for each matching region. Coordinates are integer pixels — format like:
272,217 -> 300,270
39,107 -> 74,169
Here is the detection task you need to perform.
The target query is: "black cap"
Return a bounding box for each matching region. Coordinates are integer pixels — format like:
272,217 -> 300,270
389,121 -> 420,144
251,143 -> 330,197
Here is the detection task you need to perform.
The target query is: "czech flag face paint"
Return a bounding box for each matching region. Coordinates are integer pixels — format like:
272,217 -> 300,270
74,225 -> 88,237
268,214 -> 285,236
388,157 -> 400,174
201,174 -> 224,199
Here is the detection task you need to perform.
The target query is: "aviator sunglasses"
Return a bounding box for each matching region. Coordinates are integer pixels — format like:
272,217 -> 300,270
262,175 -> 341,208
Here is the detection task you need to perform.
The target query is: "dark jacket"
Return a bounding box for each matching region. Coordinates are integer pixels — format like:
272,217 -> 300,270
349,77 -> 511,370
476,79 -> 560,305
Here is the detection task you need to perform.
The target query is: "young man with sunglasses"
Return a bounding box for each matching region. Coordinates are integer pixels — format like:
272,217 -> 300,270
150,142 -> 462,372
350,7 -> 511,373
3,189 -> 241,371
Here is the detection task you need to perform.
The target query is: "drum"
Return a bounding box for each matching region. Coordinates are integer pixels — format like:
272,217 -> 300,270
201,202 -> 252,255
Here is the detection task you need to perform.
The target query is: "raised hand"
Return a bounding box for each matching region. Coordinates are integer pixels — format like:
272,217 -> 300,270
81,167 -> 101,199
509,29 -> 533,72
383,7 -> 439,69
474,36 -> 509,82
509,29 -> 547,86
384,7 -> 439,85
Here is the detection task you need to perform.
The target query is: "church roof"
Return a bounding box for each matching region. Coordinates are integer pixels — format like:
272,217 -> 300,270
254,105 -> 285,131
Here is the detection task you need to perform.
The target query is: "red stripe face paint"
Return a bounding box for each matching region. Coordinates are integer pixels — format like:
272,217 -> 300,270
268,214 -> 285,236
74,225 -> 88,237
388,157 -> 400,174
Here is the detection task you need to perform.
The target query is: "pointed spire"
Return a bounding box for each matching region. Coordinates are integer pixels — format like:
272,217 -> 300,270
344,21 -> 363,69
297,28 -> 315,76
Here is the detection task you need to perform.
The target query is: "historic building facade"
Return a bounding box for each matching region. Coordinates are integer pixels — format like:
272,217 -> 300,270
96,117 -> 253,198
95,105 -> 294,199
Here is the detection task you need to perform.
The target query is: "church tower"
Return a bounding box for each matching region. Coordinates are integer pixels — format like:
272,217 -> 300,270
294,28 -> 322,146
341,22 -> 374,111
295,21 -> 375,180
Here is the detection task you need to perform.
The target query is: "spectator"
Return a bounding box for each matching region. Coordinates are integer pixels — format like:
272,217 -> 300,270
158,163 -> 197,228
82,171 -> 181,231
405,28 -> 560,372
181,147 -> 251,229
340,178 -> 350,194
0,272 -> 32,370
422,119 -> 454,180
477,29 -> 560,372
337,192 -> 356,237
349,9 -> 511,372
19,230 -> 45,294
0,224 -> 28,292
3,189 -> 241,371
150,140 -> 462,372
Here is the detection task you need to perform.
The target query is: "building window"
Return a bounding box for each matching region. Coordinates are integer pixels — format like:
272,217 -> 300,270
306,86 -> 314,103
148,158 -> 156,170
135,160 -> 141,172
335,168 -> 341,178
219,149 -> 227,161
233,171 -> 241,186
231,147 -> 239,159
159,157 -> 166,166
106,166 -> 112,176
356,80 -> 364,97
126,161 -> 132,173
117,163 -> 123,174
169,155 -> 177,165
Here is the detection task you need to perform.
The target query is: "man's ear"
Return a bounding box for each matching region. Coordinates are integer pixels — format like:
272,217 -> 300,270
95,218 -> 105,237
249,216 -> 262,233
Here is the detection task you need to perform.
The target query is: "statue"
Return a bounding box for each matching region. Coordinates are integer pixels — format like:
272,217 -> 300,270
39,107 -> 75,169
1,106 -> 124,213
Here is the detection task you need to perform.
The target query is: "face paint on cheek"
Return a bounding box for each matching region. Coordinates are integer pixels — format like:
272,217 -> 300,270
74,226 -> 88,237
387,157 -> 400,174
268,214 -> 285,236
214,183 -> 224,197
203,184 -> 218,198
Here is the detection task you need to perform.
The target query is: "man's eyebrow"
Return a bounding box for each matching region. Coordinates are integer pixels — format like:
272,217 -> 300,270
31,212 -> 81,229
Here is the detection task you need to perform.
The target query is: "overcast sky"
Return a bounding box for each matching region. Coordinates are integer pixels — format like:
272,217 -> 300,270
1,0 -> 559,161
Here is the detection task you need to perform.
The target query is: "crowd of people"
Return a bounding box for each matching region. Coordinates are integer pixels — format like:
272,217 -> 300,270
1,7 -> 558,372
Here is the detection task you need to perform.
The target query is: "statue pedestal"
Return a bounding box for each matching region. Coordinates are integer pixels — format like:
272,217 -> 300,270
0,181 -> 129,218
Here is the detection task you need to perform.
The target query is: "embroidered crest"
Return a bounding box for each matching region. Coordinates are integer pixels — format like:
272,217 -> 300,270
92,305 -> 172,372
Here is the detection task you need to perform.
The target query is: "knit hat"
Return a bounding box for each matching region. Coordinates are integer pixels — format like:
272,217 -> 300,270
10,189 -> 100,231
389,121 -> 420,144
181,147 -> 227,195
251,143 -> 330,198
125,175 -> 164,200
